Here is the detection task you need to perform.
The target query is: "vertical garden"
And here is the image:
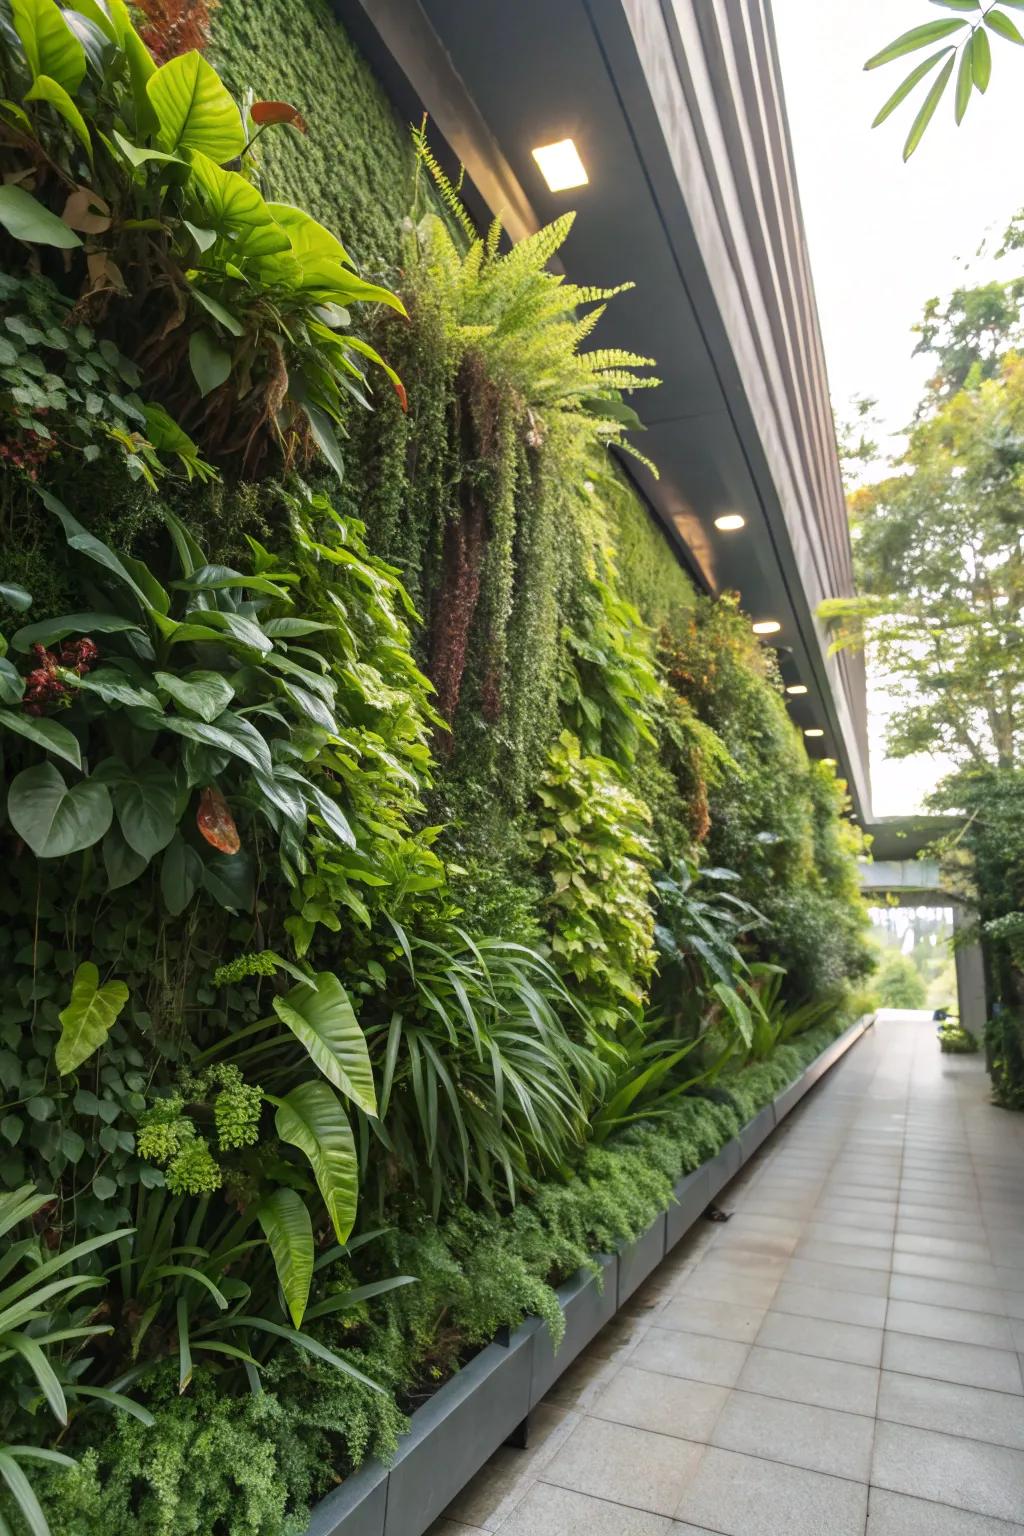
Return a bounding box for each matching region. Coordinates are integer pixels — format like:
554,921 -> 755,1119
0,2 -> 873,1531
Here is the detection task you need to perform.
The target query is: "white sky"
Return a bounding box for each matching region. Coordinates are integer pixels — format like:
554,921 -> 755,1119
773,0 -> 1022,816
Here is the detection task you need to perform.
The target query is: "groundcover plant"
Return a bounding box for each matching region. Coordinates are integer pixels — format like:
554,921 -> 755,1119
0,2 -> 873,1531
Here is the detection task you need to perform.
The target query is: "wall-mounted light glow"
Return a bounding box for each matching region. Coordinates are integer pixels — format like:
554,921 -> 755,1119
752,619 -> 781,636
714,513 -> 746,531
822,758 -> 837,767
531,138 -> 588,192
804,728 -> 824,739
785,683 -> 808,696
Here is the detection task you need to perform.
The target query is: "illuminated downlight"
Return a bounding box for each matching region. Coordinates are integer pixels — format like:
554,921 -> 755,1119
804,728 -> 825,739
714,513 -> 746,531
752,619 -> 781,635
786,684 -> 808,696
531,138 -> 588,192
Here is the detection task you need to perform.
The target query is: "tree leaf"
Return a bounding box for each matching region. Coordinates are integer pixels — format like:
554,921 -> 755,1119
273,973 -> 377,1116
112,761 -> 178,859
930,0 -> 980,8
275,1081 -> 358,1244
8,761 -> 112,857
0,661 -> 25,705
256,1188 -> 313,1327
147,51 -> 245,163
25,74 -> 92,159
955,31 -> 975,120
11,613 -> 144,651
865,16 -> 967,69
102,822 -> 148,890
903,52 -> 956,157
871,46 -> 955,126
69,669 -> 160,709
202,849 -> 254,912
0,709 -> 81,769
0,184 -> 81,248
56,960 -> 129,1074
10,0 -> 86,93
160,834 -> 203,915
250,100 -> 307,132
0,583 -> 32,612
188,328 -> 232,397
155,669 -> 235,723
189,285 -> 244,336
972,22 -> 992,86
985,8 -> 1024,43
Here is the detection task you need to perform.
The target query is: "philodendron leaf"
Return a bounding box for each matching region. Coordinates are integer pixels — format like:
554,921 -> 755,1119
10,0 -> 87,93
56,960 -> 129,1074
111,761 -> 178,860
273,973 -> 377,1117
8,761 -> 112,857
26,73 -> 92,158
155,669 -> 235,723
0,184 -> 81,248
188,328 -> 232,398
148,50 -> 244,162
275,1081 -> 358,1244
0,583 -> 32,612
256,1188 -> 313,1328
0,709 -> 81,769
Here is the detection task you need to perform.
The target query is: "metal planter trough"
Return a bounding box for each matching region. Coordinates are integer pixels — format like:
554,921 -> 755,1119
617,1211 -> 667,1306
666,1164 -> 710,1250
704,1136 -> 742,1201
529,1251 -> 618,1407
739,1103 -> 776,1161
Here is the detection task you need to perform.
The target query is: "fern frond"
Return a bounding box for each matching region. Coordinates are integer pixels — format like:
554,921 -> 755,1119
411,121 -> 477,243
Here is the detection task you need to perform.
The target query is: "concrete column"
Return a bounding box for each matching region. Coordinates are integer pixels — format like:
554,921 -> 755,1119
953,905 -> 988,1037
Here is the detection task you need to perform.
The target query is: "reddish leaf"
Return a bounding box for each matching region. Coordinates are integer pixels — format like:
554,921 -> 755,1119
392,376 -> 408,413
197,785 -> 240,854
251,101 -> 308,134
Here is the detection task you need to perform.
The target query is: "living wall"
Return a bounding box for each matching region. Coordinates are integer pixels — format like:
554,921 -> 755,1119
0,2 -> 871,1532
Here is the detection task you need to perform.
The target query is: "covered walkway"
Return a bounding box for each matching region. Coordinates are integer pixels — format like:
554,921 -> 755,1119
431,1011 -> 1024,1535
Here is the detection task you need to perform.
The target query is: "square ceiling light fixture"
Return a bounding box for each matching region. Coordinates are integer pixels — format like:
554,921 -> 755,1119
532,138 -> 588,192
714,514 -> 745,531
751,619 -> 781,636
786,683 -> 808,696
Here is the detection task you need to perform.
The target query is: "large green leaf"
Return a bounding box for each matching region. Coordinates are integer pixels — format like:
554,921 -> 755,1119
188,328 -> 232,398
131,708 -> 272,775
25,74 -> 92,159
40,491 -> 152,609
870,46 -> 955,127
111,761 -> 178,859
275,1081 -> 358,1244
864,16 -> 967,68
11,613 -> 145,651
186,150 -> 291,261
0,709 -> 81,769
11,0 -> 86,92
155,669 -> 235,723
160,833 -> 203,915
147,52 -> 245,163
0,184 -> 81,248
256,1188 -> 313,1327
273,973 -> 377,1116
7,762 -> 112,858
56,960 -> 130,1075
903,52 -> 955,158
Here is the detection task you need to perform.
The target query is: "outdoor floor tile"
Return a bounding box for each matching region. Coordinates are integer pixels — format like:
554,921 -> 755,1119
794,1239 -> 891,1270
675,1265 -> 780,1310
589,1365 -> 728,1443
891,1252 -> 1002,1289
866,1487 -> 1024,1536
877,1368 -> 1024,1451
755,1309 -> 883,1366
736,1343 -> 879,1414
444,1404 -> 580,1528
998,1267 -> 1024,1295
886,1299 -> 1014,1350
882,1331 -> 1024,1394
542,1418 -> 703,1517
496,1484 -> 674,1535
888,1272 -> 1011,1317
772,1280 -> 888,1328
631,1328 -> 750,1389
871,1420 -> 1024,1523
784,1256 -> 891,1296
804,1221 -> 894,1249
894,1233 -> 992,1263
710,1389 -> 875,1481
657,1296 -> 766,1344
674,1445 -> 868,1536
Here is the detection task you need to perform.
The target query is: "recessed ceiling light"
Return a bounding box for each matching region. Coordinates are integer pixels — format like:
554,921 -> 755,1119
804,728 -> 824,739
786,683 -> 808,696
532,138 -> 588,192
752,619 -> 781,635
714,513 -> 746,531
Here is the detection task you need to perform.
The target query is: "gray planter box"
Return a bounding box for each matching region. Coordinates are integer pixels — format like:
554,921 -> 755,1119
383,1322 -> 534,1536
705,1136 -> 742,1201
617,1212 -> 667,1306
739,1103 -> 775,1161
305,1460 -> 388,1536
666,1164 -> 710,1250
530,1252 -> 617,1408
773,1072 -> 809,1125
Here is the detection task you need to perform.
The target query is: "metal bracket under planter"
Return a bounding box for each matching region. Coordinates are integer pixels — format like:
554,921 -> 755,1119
529,1252 -> 617,1408
704,1136 -> 742,1202
617,1211 -> 667,1307
739,1103 -> 776,1162
666,1164 -> 710,1250
382,1321 -> 535,1536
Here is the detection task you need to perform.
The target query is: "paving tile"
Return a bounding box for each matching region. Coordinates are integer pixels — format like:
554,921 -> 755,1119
631,1328 -> 750,1389
804,1221 -> 893,1249
674,1445 -> 868,1536
772,1280 -> 887,1328
891,1252 -> 1002,1289
444,1403 -> 579,1528
793,1239 -> 891,1271
542,1418 -> 703,1517
429,1521 -> 486,1535
496,1484 -> 673,1534
998,1266 -> 1024,1295
590,1365 -> 728,1442
736,1343 -> 879,1414
657,1296 -> 766,1344
886,1299 -> 1014,1350
871,1420 -> 1024,1523
866,1487 -> 1024,1535
877,1368 -> 1024,1451
883,1331 -> 1024,1394
755,1309 -> 883,1366
888,1272 -> 1011,1318
710,1389 -> 875,1480
784,1256 -> 890,1296
675,1264 -> 780,1310
894,1233 -> 992,1263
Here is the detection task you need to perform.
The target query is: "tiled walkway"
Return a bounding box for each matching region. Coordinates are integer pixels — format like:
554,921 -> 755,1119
429,1011 -> 1024,1535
